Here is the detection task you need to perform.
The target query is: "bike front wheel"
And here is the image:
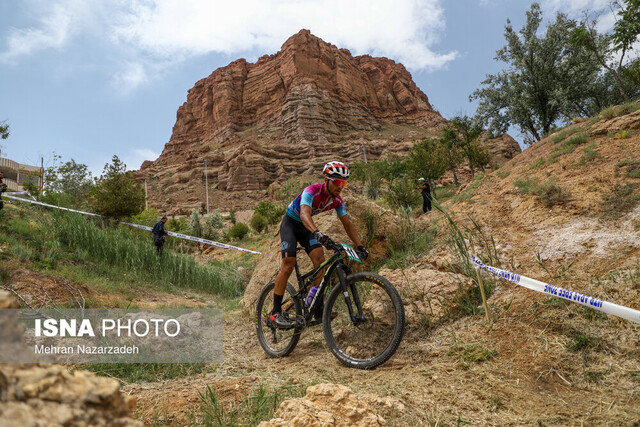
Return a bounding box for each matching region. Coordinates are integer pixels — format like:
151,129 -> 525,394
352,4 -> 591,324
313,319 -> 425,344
323,272 -> 405,369
255,281 -> 302,358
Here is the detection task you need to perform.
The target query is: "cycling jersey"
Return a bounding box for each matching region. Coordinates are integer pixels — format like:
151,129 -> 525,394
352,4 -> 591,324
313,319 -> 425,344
285,183 -> 346,222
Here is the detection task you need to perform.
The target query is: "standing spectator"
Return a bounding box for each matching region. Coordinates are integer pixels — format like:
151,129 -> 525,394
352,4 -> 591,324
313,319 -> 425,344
417,178 -> 432,214
0,171 -> 7,211
152,216 -> 169,254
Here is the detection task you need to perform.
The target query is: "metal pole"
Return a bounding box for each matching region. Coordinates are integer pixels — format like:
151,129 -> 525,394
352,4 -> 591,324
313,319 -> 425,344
145,179 -> 148,210
204,160 -> 209,214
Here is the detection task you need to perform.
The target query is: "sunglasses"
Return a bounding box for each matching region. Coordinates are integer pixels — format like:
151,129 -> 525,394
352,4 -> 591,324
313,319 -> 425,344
327,177 -> 347,187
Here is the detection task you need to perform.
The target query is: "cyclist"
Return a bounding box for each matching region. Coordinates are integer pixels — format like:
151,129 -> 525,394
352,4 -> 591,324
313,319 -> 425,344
270,161 -> 369,328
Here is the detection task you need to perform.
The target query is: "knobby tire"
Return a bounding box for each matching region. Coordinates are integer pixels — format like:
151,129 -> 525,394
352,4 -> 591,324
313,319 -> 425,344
255,281 -> 302,358
323,271 -> 405,369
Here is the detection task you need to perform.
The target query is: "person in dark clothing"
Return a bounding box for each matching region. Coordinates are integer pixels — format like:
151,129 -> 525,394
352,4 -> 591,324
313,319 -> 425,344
0,171 -> 7,211
152,216 -> 169,254
417,178 -> 432,214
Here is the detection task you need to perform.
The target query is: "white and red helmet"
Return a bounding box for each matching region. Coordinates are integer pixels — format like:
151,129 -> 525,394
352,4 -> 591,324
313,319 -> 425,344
322,161 -> 350,179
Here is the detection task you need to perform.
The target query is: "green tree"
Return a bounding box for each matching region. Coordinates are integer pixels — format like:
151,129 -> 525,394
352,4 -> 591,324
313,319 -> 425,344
570,1 -> 640,106
351,156 -> 406,200
0,120 -> 9,156
89,155 -> 145,220
43,157 -> 93,208
440,127 -> 463,185
404,137 -> 447,186
451,116 -> 486,177
471,3 -> 602,144
612,0 -> 640,58
0,120 -> 9,140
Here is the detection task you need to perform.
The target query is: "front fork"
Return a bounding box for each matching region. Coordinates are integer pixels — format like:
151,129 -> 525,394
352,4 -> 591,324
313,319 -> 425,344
336,264 -> 365,325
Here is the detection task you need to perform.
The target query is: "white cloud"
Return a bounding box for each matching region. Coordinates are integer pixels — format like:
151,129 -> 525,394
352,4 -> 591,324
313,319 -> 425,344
109,0 -> 459,70
0,3 -> 73,63
540,0 -> 617,31
2,0 -> 458,88
112,61 -> 148,93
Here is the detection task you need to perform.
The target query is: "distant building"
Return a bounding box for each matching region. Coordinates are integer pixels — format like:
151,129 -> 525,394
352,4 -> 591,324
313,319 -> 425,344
0,157 -> 42,191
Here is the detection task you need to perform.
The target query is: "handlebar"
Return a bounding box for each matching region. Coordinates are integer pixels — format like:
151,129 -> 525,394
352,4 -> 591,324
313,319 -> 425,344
323,238 -> 343,252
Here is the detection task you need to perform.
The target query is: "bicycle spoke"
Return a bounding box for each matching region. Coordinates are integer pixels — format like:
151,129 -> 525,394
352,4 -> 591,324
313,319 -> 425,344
255,281 -> 301,358
324,272 -> 405,369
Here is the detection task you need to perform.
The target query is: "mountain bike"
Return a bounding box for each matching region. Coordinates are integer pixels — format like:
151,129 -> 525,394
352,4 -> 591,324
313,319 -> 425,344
255,240 -> 405,369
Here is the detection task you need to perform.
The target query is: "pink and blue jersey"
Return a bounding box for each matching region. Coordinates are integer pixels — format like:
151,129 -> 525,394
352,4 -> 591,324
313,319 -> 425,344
286,183 -> 347,222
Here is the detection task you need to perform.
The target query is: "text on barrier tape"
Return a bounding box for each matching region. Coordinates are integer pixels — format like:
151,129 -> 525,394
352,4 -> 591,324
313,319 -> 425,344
3,194 -> 261,255
472,255 -> 640,324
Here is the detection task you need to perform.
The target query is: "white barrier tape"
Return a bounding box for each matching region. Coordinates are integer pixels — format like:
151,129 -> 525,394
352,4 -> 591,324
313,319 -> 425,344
121,222 -> 262,255
3,194 -> 102,217
3,194 -> 262,255
472,255 -> 640,324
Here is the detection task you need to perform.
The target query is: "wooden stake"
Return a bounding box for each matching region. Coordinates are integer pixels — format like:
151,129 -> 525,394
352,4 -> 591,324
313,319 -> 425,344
470,241 -> 491,322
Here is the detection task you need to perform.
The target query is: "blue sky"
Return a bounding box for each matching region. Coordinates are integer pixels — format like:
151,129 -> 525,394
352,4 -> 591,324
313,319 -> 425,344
0,0 -> 618,177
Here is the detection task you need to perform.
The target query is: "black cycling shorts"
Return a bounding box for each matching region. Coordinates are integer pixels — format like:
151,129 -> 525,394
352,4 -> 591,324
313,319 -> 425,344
280,214 -> 322,258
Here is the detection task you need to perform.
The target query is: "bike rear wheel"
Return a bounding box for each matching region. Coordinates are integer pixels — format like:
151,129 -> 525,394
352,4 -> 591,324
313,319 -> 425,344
255,281 -> 302,358
323,272 -> 405,369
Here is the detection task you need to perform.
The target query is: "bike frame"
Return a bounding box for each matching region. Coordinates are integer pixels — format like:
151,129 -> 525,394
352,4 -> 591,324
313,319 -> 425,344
289,246 -> 358,326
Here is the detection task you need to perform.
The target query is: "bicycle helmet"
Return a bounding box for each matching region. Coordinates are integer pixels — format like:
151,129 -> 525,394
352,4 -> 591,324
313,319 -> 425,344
418,177 -> 425,182
323,161 -> 350,179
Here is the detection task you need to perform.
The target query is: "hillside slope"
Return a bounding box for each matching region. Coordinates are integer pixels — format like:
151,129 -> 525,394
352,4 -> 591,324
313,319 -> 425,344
237,105 -> 640,425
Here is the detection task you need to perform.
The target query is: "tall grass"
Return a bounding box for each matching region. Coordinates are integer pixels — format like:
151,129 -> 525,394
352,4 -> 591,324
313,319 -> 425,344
49,212 -> 242,296
386,206 -> 437,268
433,200 -> 500,317
193,383 -> 306,426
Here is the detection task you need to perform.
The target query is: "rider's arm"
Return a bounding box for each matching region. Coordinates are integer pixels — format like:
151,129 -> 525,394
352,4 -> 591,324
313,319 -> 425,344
300,204 -> 319,233
338,214 -> 363,248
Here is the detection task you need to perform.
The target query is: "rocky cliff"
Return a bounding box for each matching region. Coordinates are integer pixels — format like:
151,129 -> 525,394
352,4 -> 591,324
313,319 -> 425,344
139,30 -> 520,214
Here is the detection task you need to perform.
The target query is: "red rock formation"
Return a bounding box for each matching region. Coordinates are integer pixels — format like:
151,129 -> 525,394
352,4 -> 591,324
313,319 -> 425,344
138,30 -> 518,213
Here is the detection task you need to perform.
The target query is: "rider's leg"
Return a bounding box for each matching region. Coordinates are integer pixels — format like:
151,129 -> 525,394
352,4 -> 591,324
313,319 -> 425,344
308,247 -> 331,322
270,257 -> 298,328
274,215 -> 298,313
308,247 -> 326,287
274,257 -> 296,304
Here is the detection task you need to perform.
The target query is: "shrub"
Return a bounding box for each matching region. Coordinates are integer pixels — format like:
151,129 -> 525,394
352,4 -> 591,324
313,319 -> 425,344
166,217 -> 189,233
615,159 -> 640,178
602,183 -> 640,220
130,207 -> 162,227
578,143 -> 598,165
250,213 -> 269,233
515,178 -> 569,207
530,158 -> 546,170
188,210 -> 203,238
254,201 -> 285,225
228,222 -> 250,240
558,134 -> 588,154
536,182 -> 570,207
203,210 -> 224,240
514,178 -> 535,194
614,129 -> 631,139
204,210 -> 224,229
601,106 -> 616,120
383,177 -> 420,210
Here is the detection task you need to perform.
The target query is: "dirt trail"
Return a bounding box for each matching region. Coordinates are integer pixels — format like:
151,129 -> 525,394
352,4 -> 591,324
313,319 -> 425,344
125,293 -> 640,426
127,113 -> 640,425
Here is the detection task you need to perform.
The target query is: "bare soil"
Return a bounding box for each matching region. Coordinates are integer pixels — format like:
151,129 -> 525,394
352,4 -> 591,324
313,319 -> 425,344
122,113 -> 640,425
